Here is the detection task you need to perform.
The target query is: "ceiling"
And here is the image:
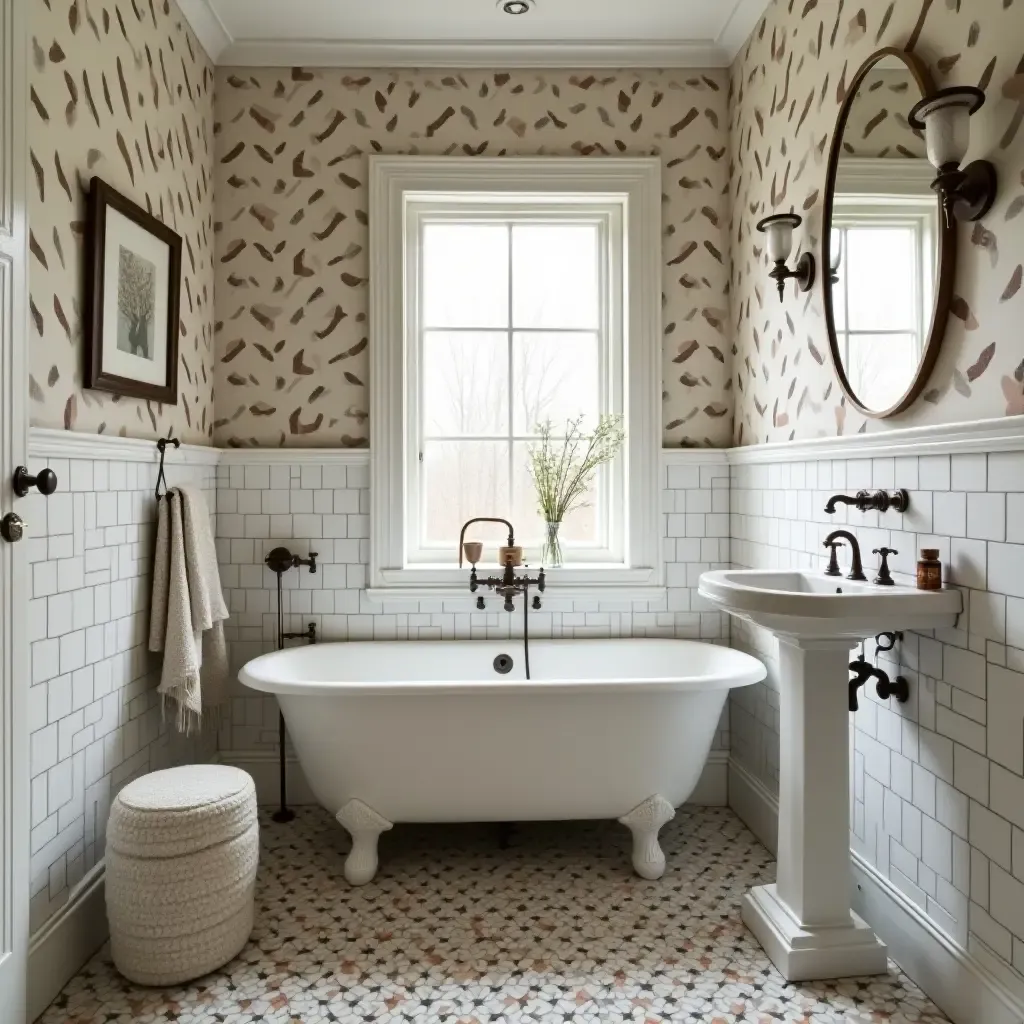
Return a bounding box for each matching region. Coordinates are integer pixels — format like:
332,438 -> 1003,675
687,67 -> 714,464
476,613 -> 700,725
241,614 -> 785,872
177,0 -> 771,67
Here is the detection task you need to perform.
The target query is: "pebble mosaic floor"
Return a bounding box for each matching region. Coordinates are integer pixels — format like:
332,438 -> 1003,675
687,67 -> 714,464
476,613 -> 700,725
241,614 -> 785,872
40,806 -> 953,1023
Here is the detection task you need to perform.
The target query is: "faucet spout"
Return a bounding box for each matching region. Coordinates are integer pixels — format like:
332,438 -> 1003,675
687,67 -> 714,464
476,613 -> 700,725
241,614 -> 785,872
824,529 -> 866,581
458,517 -> 515,567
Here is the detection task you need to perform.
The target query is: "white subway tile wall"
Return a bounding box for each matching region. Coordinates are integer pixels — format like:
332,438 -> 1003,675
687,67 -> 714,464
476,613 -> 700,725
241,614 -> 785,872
28,456 -> 217,934
215,457 -> 732,761
730,451 -> 1024,983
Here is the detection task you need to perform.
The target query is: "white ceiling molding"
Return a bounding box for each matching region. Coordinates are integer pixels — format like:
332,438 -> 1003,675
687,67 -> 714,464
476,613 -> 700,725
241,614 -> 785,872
176,0 -> 773,68
176,0 -> 232,63
218,39 -> 731,69
715,0 -> 771,60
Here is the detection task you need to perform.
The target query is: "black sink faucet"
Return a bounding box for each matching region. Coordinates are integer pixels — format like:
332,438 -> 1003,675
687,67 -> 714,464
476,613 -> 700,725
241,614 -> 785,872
824,490 -> 910,515
824,529 -> 866,581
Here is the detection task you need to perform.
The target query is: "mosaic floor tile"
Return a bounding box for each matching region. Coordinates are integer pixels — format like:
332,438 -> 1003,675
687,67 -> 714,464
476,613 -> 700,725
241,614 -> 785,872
38,806 -> 952,1023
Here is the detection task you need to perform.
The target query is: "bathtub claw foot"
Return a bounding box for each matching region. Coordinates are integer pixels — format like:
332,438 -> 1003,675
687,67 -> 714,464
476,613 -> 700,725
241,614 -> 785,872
336,800 -> 393,885
619,794 -> 675,880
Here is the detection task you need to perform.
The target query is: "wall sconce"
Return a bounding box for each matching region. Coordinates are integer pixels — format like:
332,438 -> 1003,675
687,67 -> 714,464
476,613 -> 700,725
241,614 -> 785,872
756,213 -> 816,300
908,86 -> 997,224
828,232 -> 844,286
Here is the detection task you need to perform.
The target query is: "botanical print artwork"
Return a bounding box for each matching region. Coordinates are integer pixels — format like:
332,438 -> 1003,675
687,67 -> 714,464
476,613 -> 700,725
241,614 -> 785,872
29,0 -> 216,441
117,248 -> 156,360
213,69 -> 731,449
729,0 -> 1024,444
39,806 -> 953,1024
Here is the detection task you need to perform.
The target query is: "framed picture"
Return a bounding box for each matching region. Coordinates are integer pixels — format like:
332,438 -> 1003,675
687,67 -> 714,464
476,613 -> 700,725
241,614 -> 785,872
84,177 -> 181,404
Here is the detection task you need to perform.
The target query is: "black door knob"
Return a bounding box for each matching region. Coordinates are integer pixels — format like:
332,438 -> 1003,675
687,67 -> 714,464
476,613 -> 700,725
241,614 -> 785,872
13,466 -> 58,497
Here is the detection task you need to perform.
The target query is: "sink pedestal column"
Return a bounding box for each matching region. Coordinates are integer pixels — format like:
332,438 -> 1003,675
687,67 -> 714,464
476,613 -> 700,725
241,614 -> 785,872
741,637 -> 888,981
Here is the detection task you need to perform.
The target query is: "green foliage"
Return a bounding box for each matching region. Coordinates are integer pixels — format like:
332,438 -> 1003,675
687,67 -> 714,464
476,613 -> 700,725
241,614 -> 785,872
527,415 -> 625,523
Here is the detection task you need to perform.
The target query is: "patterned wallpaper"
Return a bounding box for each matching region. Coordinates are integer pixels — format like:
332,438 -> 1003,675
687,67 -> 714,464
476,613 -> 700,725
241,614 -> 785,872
29,0 -> 216,443
729,0 -> 1024,444
212,69 -> 731,448
843,67 -> 926,159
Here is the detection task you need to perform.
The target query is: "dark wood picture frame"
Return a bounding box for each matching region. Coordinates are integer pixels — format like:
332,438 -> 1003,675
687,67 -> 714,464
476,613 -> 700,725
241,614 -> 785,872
84,177 -> 181,404
821,47 -> 957,419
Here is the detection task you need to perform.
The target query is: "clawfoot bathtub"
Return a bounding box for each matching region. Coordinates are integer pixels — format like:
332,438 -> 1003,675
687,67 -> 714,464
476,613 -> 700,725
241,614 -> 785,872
239,638 -> 765,883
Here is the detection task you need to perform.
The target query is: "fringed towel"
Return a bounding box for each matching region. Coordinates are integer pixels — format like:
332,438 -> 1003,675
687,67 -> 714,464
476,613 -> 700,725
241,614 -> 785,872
149,484 -> 229,733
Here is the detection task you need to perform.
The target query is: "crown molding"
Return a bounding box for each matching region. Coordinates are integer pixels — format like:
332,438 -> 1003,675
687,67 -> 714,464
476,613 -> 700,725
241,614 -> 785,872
176,0 -> 232,63
716,0 -> 772,60
177,0 -> 771,68
29,428 -> 221,465
219,38 -> 731,68
835,157 -> 935,197
728,415 -> 1024,465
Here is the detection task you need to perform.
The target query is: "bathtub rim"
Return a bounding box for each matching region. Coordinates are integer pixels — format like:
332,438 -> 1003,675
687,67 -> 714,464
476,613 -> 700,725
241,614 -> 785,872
238,637 -> 767,697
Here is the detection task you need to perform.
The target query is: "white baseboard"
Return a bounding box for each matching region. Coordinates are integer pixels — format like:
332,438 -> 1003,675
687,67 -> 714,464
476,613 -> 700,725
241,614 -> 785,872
28,863 -> 107,1023
727,757 -> 1024,1024
224,748 -> 728,810
688,750 -> 729,807
727,758 -> 779,855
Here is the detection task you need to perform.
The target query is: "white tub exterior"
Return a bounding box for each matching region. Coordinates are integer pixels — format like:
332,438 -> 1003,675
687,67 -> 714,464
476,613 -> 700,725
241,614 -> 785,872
240,638 -> 764,880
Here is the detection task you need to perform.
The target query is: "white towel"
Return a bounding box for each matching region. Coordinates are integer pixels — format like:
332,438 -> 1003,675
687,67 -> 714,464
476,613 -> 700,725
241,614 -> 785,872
149,484 -> 229,733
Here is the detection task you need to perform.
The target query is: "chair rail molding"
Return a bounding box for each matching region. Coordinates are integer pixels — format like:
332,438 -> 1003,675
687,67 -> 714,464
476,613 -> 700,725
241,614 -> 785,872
729,414 -> 1024,464
28,428 -> 221,466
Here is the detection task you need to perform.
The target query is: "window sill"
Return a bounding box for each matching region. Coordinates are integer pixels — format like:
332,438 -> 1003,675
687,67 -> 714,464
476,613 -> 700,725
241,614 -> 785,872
367,565 -> 664,604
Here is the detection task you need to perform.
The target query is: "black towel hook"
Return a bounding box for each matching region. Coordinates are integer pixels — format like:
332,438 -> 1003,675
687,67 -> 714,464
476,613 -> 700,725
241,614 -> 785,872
155,436 -> 180,499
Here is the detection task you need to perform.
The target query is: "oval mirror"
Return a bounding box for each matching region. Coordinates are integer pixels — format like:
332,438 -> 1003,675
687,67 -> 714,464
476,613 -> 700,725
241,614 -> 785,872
822,48 -> 956,418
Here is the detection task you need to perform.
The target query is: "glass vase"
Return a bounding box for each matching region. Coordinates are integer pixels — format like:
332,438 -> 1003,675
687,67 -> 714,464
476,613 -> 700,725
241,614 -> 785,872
543,520 -> 563,568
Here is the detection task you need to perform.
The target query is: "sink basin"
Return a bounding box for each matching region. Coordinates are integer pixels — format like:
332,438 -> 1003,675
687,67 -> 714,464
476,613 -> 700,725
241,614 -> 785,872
699,566 -> 963,982
699,569 -> 962,638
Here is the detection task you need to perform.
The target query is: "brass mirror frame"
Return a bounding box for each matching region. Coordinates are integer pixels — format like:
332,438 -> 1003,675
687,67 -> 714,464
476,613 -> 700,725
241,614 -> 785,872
821,47 -> 957,419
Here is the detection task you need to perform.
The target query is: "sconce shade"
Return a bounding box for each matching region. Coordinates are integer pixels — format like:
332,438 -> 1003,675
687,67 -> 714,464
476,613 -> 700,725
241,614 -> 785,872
830,232 -> 844,274
909,86 -> 984,170
756,212 -> 801,263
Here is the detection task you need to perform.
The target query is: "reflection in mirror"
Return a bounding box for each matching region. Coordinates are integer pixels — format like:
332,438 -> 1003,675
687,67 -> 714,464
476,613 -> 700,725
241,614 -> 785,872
824,51 -> 953,418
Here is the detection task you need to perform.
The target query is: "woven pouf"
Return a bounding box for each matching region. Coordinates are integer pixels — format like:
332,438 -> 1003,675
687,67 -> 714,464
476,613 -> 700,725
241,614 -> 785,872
105,764 -> 259,986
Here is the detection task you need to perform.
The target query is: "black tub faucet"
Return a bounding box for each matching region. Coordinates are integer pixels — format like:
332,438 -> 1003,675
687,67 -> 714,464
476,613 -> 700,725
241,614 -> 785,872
266,546 -> 317,575
849,655 -> 874,711
824,529 -> 866,581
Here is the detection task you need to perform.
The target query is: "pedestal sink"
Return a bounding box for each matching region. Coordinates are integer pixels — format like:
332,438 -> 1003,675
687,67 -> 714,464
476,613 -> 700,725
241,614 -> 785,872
699,569 -> 962,981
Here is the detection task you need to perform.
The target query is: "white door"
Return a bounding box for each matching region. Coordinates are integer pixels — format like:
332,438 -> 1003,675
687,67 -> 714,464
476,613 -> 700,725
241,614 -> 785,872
0,0 -> 30,1020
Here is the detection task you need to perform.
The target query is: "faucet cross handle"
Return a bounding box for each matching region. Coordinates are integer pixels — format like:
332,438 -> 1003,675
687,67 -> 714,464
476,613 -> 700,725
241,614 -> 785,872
873,547 -> 897,586
824,540 -> 845,577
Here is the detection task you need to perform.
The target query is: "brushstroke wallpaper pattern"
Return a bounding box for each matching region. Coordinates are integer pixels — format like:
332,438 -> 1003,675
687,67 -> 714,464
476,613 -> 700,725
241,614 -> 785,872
212,68 -> 731,448
29,0 -> 216,442
729,0 -> 1024,445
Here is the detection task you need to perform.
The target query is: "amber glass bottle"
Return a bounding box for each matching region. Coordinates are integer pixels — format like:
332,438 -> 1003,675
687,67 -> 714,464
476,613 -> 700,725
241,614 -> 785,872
917,549 -> 942,591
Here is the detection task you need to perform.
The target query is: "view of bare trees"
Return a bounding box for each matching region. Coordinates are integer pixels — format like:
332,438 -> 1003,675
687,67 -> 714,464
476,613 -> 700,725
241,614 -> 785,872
418,220 -> 603,555
117,247 -> 156,360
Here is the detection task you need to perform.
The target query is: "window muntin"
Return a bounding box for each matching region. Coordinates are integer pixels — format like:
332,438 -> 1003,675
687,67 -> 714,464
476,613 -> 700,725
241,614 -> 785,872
406,203 -> 624,566
832,198 -> 936,413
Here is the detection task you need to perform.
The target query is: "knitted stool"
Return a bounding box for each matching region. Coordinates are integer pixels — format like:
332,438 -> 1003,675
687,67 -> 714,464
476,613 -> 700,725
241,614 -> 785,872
105,765 -> 259,986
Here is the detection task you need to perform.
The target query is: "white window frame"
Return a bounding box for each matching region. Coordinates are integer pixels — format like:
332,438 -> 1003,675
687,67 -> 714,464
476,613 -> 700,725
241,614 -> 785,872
832,157 -> 938,397
368,156 -> 662,598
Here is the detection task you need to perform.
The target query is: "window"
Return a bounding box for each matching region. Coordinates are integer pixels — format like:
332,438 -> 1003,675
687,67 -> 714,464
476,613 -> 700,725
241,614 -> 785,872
832,204 -> 936,412
832,158 -> 938,412
369,157 -> 661,596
